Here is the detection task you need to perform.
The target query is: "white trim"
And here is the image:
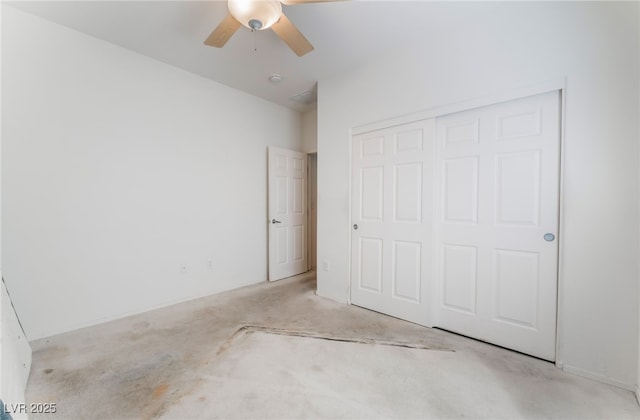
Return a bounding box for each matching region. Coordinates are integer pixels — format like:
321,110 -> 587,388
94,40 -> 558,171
635,385 -> 640,405
352,78 -> 566,136
562,363 -> 635,392
346,128 -> 354,305
555,86 -> 568,365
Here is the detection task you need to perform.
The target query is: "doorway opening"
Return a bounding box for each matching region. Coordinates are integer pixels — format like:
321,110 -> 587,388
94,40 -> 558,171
308,152 -> 317,273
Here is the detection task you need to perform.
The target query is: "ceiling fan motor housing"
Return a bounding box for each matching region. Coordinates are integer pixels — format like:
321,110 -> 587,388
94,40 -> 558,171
228,0 -> 283,31
249,19 -> 263,30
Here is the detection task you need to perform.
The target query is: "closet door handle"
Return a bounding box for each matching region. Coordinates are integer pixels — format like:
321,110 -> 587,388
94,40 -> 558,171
272,219 -> 282,224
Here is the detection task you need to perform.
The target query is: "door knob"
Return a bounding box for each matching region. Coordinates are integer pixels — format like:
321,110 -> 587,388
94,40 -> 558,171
353,224 -> 358,230
544,233 -> 555,242
272,219 -> 282,224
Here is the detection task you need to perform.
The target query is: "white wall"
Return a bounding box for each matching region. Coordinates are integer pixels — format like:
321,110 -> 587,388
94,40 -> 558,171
302,108 -> 318,153
2,6 -> 302,339
302,108 -> 318,270
0,4 -> 32,417
316,2 -> 640,388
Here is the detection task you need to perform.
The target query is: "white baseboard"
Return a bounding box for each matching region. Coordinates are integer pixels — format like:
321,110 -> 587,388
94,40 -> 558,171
635,385 -> 640,405
562,363 -> 634,391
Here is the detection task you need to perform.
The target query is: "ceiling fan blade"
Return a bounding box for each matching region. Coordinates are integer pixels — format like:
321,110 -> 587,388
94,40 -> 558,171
271,13 -> 314,57
204,13 -> 241,48
281,0 -> 343,4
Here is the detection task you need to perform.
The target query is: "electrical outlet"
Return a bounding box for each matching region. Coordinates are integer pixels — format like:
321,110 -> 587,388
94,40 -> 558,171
322,260 -> 329,272
179,263 -> 188,274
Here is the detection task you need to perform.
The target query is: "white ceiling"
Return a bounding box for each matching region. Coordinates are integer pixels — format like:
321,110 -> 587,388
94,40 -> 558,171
4,1 -> 481,112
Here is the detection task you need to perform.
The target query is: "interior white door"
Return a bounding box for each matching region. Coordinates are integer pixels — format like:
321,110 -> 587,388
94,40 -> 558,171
268,147 -> 308,281
434,91 -> 561,361
350,119 -> 435,326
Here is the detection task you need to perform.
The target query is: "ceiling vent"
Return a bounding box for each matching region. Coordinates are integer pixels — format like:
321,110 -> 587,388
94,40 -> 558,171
289,85 -> 317,106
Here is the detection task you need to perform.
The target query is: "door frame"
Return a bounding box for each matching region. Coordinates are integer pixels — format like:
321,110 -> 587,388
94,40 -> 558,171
348,78 -> 567,367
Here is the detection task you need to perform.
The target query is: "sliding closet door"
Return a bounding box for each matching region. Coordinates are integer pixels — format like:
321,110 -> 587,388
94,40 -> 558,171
433,91 -> 561,361
350,119 -> 435,326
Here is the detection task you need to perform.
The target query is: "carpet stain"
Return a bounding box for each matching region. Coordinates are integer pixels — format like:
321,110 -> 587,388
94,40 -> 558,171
152,384 -> 169,398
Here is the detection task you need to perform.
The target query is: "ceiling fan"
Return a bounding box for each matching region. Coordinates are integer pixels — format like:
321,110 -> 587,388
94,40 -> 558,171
204,0 -> 339,57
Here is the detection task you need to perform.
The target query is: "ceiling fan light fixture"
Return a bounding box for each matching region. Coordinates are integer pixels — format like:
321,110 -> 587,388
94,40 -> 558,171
228,0 -> 282,31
